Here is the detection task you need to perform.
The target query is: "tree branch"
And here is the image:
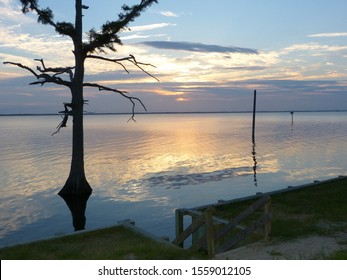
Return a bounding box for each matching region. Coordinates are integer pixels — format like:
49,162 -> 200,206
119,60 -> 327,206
3,61 -> 39,78
3,60 -> 72,88
86,54 -> 159,82
34,59 -> 75,82
85,53 -> 159,120
84,82 -> 147,121
20,0 -> 75,38
51,103 -> 73,136
83,0 -> 157,53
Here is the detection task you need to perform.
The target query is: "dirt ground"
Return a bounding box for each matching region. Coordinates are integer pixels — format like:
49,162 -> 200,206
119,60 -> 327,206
214,233 -> 347,260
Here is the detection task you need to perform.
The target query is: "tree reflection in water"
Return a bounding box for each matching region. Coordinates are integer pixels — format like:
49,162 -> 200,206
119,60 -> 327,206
59,193 -> 91,231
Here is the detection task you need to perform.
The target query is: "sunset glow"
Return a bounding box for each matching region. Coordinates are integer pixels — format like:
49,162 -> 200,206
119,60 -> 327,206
1,0 -> 347,114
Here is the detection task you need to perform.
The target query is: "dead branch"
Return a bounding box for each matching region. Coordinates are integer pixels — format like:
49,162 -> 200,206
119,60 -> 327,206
3,61 -> 40,78
51,103 -> 73,136
86,54 -> 159,82
84,82 -> 147,121
34,58 -> 75,82
84,53 -> 157,121
3,60 -> 72,88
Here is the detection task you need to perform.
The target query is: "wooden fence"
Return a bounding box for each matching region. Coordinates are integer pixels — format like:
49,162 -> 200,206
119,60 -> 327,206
172,195 -> 272,258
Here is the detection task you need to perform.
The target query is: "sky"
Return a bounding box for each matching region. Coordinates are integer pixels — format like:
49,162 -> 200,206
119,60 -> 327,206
1,0 -> 347,114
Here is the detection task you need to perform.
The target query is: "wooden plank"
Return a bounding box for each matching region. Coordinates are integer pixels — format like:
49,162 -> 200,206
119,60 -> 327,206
217,212 -> 272,253
215,195 -> 271,242
190,196 -> 271,252
183,209 -> 230,225
172,213 -> 206,246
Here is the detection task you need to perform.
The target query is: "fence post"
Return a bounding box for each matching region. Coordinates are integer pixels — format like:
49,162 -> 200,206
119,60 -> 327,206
175,209 -> 184,247
205,207 -> 215,258
264,198 -> 272,242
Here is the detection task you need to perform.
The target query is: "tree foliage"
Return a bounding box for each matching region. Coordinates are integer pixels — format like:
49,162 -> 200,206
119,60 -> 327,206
19,0 -> 158,53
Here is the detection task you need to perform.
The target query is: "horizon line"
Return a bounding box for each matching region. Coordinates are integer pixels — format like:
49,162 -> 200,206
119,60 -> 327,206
1,109 -> 347,116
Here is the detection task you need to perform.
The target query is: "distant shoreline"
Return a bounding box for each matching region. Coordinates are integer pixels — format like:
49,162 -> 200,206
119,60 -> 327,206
1,109 -> 347,117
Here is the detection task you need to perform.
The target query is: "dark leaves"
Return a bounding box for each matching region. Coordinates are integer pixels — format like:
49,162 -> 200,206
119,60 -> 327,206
84,0 -> 158,54
37,7 -> 54,25
20,0 -> 38,13
56,22 -> 76,37
19,0 -> 54,26
18,0 -> 75,39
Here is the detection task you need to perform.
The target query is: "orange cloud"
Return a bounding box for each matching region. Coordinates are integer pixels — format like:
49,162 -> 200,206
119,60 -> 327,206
176,97 -> 191,102
152,89 -> 185,96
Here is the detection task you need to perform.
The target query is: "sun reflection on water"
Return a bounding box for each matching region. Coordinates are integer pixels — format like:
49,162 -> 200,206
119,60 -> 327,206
1,113 -> 346,246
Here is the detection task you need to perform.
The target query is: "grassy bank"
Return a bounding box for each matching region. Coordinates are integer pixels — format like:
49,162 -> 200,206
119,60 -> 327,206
1,176 -> 346,259
213,176 -> 347,258
0,225 -> 204,260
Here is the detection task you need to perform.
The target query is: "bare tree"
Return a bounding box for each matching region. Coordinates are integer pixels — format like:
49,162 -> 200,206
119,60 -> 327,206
4,0 -> 158,195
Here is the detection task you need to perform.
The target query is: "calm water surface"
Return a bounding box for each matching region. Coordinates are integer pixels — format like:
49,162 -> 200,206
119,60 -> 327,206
0,112 -> 346,246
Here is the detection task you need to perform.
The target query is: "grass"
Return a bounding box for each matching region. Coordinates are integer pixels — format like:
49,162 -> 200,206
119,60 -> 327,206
213,176 -> 347,258
1,177 -> 346,259
215,177 -> 347,241
0,226 -> 205,260
328,250 -> 347,260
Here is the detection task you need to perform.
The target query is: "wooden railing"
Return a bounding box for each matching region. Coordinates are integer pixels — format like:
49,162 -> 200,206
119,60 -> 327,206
172,195 -> 272,258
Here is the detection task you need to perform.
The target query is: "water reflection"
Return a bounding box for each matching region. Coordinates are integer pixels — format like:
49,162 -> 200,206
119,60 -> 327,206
59,193 -> 91,231
1,113 -> 347,247
84,114 -> 254,198
251,141 -> 258,186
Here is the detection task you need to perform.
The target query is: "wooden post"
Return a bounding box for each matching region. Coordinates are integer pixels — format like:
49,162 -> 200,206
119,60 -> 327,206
205,207 -> 215,258
264,198 -> 272,242
290,111 -> 294,125
252,90 -> 257,143
175,209 -> 184,247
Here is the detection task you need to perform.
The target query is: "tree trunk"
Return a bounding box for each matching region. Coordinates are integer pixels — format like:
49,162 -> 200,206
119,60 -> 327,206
58,89 -> 92,195
58,0 -> 92,196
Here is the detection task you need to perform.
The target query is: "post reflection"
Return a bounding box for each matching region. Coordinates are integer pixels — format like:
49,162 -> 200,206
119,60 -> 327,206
59,193 -> 91,231
252,140 -> 258,187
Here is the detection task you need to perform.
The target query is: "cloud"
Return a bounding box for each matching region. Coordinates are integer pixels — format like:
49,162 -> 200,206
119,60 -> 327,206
152,89 -> 186,96
127,23 -> 176,32
120,23 -> 176,41
0,0 -> 34,24
226,66 -> 268,71
308,32 -> 347,38
2,72 -> 347,114
176,97 -> 191,102
280,43 -> 347,56
159,10 -> 179,17
120,33 -> 166,41
140,41 -> 259,54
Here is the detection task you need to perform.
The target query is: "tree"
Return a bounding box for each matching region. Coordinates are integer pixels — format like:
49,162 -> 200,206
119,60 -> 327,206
4,0 -> 158,195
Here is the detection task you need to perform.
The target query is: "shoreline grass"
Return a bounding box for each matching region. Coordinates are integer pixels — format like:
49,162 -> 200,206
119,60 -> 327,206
214,177 -> 347,239
0,225 -> 205,260
213,176 -> 347,258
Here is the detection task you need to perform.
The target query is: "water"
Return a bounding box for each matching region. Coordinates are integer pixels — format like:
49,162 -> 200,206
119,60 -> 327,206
0,112 -> 346,247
